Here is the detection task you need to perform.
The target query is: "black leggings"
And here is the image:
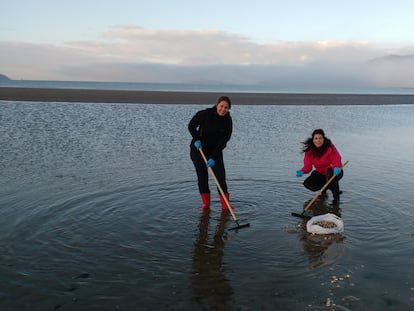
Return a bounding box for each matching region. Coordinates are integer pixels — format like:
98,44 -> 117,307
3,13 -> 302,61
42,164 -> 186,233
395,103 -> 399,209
191,150 -> 227,194
303,169 -> 343,200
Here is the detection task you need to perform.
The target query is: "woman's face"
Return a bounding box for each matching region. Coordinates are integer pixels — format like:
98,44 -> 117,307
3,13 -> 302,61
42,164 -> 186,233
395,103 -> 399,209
216,100 -> 230,116
313,133 -> 324,148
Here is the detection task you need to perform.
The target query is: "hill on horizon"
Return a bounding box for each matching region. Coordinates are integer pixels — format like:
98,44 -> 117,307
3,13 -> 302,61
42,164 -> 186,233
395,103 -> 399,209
0,73 -> 11,81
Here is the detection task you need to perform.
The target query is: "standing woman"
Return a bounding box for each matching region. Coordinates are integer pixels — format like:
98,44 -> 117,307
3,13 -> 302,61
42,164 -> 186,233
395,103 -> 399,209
296,129 -> 344,206
188,96 -> 233,211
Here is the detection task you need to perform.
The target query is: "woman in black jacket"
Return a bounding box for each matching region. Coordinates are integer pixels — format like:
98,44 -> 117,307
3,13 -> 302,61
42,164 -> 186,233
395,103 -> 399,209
188,96 -> 233,211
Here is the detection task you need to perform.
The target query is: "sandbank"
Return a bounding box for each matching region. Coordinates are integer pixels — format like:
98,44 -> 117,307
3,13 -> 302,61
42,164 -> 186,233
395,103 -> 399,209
1,87 -> 414,105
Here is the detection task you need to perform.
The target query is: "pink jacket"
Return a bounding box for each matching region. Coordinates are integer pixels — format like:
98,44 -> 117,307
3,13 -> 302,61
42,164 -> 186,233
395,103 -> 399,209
301,144 -> 342,175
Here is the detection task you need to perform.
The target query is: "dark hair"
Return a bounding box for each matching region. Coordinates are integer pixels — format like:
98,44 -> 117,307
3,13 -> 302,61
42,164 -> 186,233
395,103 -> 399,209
301,128 -> 332,157
216,96 -> 231,109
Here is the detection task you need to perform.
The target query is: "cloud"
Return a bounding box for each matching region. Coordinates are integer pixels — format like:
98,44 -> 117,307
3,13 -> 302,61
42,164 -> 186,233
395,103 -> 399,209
0,41 -> 98,80
66,25 -> 383,66
1,25 -> 414,88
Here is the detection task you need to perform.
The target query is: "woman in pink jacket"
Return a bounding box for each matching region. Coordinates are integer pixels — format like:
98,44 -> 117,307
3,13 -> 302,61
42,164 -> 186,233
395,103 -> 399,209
296,129 -> 344,206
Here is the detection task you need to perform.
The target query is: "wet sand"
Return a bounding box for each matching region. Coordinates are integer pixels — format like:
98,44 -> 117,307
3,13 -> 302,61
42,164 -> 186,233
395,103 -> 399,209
1,86 -> 414,105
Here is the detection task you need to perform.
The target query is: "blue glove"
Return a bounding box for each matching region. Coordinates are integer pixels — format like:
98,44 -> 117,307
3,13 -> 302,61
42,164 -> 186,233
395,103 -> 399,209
333,167 -> 341,176
206,158 -> 215,168
194,140 -> 202,149
296,170 -> 304,177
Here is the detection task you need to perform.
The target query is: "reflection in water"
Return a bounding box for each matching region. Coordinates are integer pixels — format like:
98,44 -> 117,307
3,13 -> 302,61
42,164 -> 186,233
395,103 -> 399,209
304,192 -> 342,218
191,210 -> 233,309
300,197 -> 345,269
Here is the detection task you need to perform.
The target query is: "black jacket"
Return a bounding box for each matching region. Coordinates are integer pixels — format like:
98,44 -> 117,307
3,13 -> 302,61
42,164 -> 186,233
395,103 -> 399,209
188,107 -> 232,159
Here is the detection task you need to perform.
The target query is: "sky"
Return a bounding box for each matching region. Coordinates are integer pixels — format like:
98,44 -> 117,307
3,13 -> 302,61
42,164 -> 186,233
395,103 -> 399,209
1,0 -> 414,89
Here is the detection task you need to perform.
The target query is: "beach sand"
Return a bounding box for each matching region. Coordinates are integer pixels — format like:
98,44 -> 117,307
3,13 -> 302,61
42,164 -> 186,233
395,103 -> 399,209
1,86 -> 414,105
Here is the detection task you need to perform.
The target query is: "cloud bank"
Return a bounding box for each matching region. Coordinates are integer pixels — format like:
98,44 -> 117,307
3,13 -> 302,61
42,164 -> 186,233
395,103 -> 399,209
1,25 -> 414,89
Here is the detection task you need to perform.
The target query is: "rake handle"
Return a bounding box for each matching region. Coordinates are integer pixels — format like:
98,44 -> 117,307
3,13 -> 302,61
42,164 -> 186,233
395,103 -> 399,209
198,148 -> 238,223
303,160 -> 349,211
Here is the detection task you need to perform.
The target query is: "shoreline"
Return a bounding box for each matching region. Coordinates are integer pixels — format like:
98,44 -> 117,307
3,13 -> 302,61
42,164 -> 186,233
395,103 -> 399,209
1,86 -> 414,105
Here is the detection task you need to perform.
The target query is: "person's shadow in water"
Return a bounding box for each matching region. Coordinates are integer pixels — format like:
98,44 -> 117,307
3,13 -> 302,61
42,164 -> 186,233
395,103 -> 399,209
300,196 -> 345,269
191,210 -> 233,310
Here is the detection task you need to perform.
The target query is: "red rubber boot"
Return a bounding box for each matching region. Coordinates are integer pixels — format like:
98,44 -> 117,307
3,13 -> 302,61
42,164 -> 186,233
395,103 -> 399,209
219,193 -> 231,210
200,193 -> 211,210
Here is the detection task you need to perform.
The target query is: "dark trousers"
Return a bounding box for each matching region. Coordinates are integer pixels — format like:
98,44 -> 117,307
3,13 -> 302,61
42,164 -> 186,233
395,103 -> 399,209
303,169 -> 343,200
191,150 -> 227,194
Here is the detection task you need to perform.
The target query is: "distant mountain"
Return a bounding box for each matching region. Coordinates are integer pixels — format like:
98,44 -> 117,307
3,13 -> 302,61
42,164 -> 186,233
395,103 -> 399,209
0,73 -> 11,81
366,54 -> 414,88
368,54 -> 414,64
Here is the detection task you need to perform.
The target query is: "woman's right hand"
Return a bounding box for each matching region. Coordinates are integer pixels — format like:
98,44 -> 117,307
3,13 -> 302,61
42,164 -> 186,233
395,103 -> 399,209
206,158 -> 215,168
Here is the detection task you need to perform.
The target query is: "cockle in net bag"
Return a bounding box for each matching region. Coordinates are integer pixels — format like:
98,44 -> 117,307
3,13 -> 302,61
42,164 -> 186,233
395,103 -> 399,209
306,213 -> 344,234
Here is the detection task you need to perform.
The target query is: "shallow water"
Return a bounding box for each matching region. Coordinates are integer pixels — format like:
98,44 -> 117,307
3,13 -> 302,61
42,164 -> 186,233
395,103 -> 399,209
0,100 -> 413,310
